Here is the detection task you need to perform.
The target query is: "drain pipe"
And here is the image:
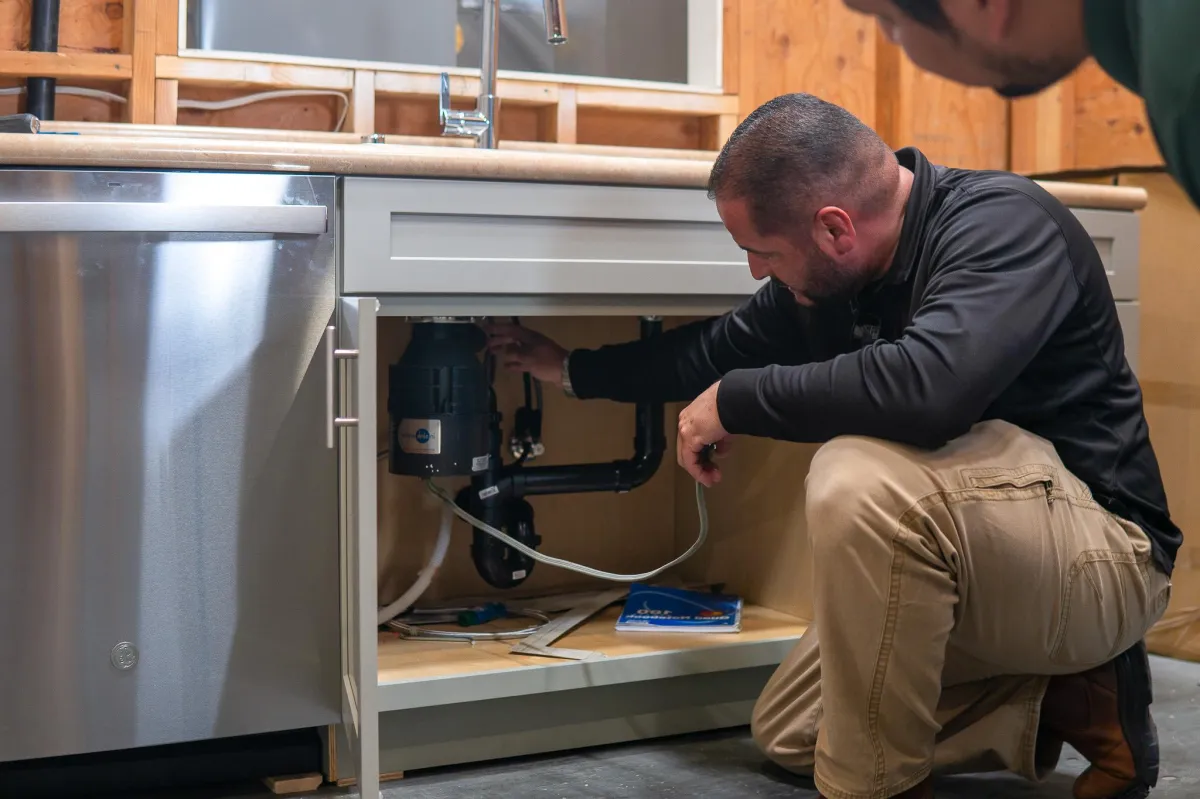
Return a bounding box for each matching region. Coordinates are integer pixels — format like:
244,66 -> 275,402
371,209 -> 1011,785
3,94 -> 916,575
26,0 -> 61,121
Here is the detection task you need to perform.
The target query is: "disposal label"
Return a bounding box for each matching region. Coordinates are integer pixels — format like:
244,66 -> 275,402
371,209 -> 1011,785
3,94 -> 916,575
398,419 -> 441,455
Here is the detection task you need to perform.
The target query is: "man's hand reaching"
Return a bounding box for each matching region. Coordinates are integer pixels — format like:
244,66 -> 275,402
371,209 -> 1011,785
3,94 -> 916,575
483,321 -> 570,385
677,380 -> 732,487
486,322 -> 733,486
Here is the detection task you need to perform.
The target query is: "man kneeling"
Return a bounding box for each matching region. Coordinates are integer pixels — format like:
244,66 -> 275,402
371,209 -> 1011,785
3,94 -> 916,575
485,93 -> 1179,799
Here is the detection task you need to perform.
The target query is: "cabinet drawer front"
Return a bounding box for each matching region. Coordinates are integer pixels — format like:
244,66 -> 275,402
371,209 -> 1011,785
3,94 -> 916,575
342,177 -> 760,297
1072,208 -> 1139,301
1116,300 -> 1140,374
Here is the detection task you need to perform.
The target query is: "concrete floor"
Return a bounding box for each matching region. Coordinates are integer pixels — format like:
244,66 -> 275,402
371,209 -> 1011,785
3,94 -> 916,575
196,655 -> 1198,799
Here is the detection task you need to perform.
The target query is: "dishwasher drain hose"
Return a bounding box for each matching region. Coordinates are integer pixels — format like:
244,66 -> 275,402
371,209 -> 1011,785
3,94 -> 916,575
377,479 -> 709,625
376,501 -> 454,626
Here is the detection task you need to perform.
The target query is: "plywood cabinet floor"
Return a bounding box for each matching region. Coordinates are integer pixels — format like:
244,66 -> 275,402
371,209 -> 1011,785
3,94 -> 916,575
378,605 -> 809,683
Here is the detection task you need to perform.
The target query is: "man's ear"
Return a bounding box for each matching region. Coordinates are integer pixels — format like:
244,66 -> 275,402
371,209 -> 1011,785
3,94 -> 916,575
812,206 -> 856,258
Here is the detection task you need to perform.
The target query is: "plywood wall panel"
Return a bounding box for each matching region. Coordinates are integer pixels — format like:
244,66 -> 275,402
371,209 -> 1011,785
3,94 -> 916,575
175,86 -> 343,132
0,1 -> 27,51
899,67 -> 1008,170
875,36 -> 1009,170
0,77 -> 124,120
577,108 -> 703,150
374,98 -> 543,141
725,1 -> 1006,169
1073,61 -> 1163,170
495,103 -> 543,143
2,0 -> 124,54
376,98 -> 440,138
676,436 -> 819,621
732,0 -> 876,126
1011,60 -> 1164,175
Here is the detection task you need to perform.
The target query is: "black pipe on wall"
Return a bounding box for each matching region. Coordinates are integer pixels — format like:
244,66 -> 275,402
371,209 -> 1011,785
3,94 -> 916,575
500,316 -> 666,498
26,0 -> 61,121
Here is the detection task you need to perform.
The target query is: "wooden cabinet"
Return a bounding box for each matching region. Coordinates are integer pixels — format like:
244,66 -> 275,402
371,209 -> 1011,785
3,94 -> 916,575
330,177 -> 1147,795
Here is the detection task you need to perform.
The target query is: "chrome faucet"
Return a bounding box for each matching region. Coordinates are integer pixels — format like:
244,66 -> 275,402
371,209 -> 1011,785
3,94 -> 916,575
440,0 -> 569,149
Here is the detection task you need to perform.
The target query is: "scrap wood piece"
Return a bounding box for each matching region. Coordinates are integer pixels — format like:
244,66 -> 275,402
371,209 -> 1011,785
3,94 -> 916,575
508,586 -> 631,661
334,771 -> 405,789
263,773 -> 323,795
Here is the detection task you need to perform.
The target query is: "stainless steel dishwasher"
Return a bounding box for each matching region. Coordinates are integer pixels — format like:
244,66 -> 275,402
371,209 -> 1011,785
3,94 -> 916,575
0,169 -> 341,763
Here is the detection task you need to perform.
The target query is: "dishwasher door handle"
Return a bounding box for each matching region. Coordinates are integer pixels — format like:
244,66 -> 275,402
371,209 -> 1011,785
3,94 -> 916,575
0,202 -> 328,234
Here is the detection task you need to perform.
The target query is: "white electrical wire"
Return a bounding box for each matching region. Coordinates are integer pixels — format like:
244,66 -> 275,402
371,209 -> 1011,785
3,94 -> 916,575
178,89 -> 350,132
425,478 -> 709,583
0,86 -> 351,132
376,498 -> 454,626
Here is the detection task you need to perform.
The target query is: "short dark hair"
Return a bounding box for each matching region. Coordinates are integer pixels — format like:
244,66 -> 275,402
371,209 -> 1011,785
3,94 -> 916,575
707,93 -> 895,237
891,0 -> 953,32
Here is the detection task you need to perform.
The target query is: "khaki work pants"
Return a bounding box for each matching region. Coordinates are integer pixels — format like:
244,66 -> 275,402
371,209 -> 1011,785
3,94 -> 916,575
752,420 -> 1173,799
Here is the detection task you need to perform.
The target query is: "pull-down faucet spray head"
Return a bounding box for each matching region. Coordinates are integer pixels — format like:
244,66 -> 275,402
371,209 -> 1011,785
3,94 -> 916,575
440,0 -> 570,148
543,0 -> 568,45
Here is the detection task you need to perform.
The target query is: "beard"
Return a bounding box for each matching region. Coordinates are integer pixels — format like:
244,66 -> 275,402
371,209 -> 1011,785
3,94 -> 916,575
983,50 -> 1082,99
794,247 -> 873,306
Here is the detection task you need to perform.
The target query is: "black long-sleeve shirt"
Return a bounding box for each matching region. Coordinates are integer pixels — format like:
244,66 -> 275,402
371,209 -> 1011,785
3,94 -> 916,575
567,147 -> 1183,575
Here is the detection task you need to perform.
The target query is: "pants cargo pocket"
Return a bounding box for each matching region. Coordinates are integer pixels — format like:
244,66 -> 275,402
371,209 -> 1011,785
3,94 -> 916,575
960,464 -> 1060,501
1050,550 -> 1151,670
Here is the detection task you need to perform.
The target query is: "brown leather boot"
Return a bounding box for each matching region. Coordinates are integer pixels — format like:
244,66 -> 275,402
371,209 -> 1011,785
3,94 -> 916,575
1040,640 -> 1158,799
819,776 -> 933,798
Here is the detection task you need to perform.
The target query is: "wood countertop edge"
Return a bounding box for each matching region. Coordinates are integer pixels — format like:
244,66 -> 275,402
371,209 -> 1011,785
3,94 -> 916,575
0,133 -> 715,189
0,133 -> 1149,210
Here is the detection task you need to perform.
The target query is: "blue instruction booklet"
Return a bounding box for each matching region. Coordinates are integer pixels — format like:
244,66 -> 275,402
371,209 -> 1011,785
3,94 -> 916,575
615,583 -> 743,633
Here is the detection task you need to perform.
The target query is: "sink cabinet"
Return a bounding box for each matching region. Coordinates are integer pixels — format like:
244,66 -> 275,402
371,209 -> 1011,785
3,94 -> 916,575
329,178 -> 1145,795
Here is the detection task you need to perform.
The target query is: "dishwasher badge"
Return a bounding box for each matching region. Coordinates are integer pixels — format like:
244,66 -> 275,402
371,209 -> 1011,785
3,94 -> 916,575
398,419 -> 441,455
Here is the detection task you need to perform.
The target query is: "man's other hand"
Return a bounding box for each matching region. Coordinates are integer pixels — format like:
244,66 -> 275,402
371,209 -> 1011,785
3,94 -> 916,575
483,321 -> 570,385
677,381 -> 732,487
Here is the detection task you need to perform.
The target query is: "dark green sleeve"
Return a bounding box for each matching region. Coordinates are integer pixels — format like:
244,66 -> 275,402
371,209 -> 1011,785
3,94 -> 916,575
1085,0 -> 1200,209
1138,0 -> 1200,209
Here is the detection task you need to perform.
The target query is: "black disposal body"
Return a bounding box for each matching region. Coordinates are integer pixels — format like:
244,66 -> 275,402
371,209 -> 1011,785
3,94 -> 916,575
387,322 -> 492,477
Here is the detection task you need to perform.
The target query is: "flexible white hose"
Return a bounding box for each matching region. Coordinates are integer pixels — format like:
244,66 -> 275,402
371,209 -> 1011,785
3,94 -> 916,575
425,478 -> 708,583
0,86 -> 351,132
376,498 -> 454,625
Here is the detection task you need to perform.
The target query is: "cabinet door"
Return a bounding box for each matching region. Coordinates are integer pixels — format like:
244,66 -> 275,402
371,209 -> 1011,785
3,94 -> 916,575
337,297 -> 380,799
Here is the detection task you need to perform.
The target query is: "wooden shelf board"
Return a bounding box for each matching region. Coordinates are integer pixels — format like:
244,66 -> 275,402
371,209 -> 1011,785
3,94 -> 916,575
376,72 -> 558,106
575,84 -> 738,116
0,51 -> 132,80
376,603 -> 807,713
157,54 -> 354,91
176,47 -> 729,96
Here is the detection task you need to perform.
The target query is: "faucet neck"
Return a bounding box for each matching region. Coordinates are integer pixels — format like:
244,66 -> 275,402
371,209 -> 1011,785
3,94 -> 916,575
477,0 -> 500,149
439,0 -> 569,150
